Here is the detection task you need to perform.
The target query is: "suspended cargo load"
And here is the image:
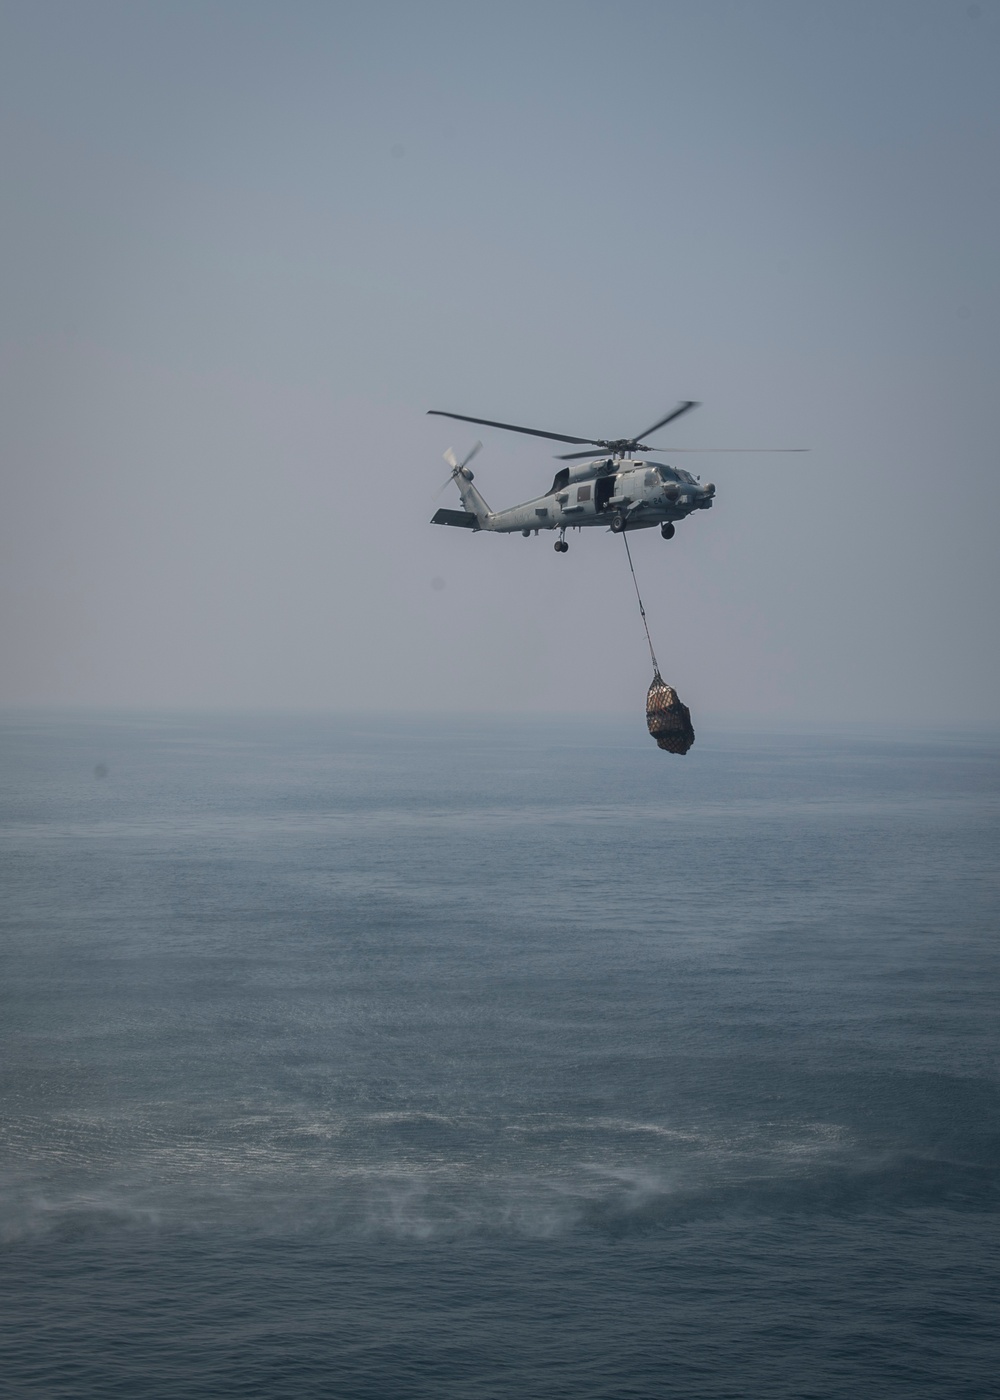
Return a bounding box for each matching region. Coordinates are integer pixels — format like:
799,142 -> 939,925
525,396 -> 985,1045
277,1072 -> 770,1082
646,672 -> 695,755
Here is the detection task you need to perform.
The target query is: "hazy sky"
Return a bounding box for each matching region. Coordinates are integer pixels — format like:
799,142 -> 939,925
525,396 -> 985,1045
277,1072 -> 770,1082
2,0 -> 998,722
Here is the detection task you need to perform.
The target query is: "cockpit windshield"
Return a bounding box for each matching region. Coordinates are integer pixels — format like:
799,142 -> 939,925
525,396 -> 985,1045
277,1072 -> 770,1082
653,464 -> 697,484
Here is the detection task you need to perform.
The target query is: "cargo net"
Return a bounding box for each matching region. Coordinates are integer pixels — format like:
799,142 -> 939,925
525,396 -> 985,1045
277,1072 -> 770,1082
646,671 -> 695,755
621,532 -> 695,754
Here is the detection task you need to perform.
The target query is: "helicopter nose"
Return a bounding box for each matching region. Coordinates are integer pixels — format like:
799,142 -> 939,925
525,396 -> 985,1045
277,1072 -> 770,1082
702,482 -> 715,496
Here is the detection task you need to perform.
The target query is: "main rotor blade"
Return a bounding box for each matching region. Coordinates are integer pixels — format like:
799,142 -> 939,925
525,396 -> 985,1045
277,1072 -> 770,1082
558,446 -> 808,459
556,450 -> 616,460
632,401 -> 699,442
428,410 -> 595,446
645,447 -> 809,453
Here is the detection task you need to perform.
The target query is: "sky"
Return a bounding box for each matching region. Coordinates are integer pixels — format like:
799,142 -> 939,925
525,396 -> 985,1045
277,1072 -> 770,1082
1,0 -> 998,722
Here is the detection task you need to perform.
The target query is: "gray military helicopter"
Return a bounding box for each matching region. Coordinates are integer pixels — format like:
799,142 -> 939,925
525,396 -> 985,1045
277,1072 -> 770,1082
429,401 -> 804,552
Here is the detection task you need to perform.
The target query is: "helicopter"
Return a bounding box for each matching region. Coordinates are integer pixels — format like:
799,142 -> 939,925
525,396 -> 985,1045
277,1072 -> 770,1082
429,401 -> 804,551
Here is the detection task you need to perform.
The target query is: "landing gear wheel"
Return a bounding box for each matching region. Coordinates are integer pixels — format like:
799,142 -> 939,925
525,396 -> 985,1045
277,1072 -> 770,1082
660,522 -> 675,540
611,514 -> 627,534
554,539 -> 569,553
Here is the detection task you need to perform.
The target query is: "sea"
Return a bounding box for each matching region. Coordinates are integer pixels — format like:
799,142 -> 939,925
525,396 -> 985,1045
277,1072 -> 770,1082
1,712 -> 998,1399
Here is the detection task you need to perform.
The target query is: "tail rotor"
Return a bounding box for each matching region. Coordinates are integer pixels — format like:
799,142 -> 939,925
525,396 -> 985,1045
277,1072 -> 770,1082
435,441 -> 482,498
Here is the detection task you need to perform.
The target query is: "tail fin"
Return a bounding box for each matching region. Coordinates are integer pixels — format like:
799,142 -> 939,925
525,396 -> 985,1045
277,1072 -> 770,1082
454,472 -> 492,525
438,445 -> 492,528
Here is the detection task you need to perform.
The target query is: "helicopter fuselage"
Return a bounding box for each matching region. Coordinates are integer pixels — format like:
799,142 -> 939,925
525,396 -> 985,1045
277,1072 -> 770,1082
437,457 -> 715,536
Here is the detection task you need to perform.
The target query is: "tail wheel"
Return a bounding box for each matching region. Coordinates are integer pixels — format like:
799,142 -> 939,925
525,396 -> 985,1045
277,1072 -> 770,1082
660,522 -> 675,540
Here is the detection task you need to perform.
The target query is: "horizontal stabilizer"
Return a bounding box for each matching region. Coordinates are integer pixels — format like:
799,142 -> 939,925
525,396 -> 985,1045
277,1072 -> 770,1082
431,508 -> 479,530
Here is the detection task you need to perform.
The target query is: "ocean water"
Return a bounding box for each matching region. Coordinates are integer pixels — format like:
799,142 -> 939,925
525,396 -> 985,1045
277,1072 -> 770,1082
1,712 -> 997,1399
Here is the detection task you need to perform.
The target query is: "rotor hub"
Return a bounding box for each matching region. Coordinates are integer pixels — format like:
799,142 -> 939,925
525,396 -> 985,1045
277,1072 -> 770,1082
597,440 -> 653,457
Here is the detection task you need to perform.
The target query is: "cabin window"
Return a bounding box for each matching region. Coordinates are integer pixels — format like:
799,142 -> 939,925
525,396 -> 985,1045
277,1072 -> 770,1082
576,484 -> 592,502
